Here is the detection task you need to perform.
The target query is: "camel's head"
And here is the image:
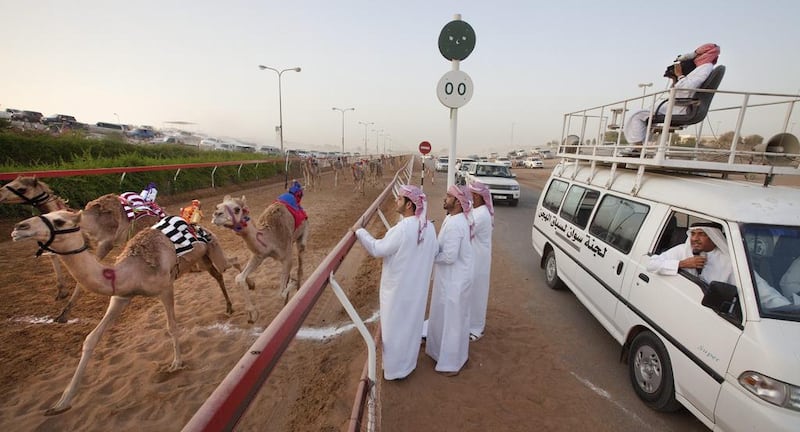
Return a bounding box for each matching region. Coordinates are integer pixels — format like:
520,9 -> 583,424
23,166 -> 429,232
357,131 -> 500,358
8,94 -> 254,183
12,210 -> 82,243
212,195 -> 250,231
0,176 -> 51,205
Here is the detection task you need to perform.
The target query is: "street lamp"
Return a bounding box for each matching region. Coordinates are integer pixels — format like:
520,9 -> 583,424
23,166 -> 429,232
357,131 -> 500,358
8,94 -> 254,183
373,129 -> 383,155
382,134 -> 390,155
638,82 -> 653,109
358,121 -> 373,156
113,112 -> 122,128
332,107 -> 355,155
258,64 -> 302,156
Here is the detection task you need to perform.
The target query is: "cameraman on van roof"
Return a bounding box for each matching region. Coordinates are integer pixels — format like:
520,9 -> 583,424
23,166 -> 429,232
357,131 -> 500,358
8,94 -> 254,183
647,221 -> 735,285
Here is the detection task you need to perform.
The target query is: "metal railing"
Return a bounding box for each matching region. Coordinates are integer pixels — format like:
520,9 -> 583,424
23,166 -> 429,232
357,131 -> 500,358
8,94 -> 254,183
557,87 -> 800,191
182,156 -> 415,432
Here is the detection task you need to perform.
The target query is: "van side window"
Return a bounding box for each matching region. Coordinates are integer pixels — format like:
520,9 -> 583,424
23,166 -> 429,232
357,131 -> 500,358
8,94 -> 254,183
655,212 -> 690,253
560,186 -> 600,229
542,179 -> 568,213
589,195 -> 650,253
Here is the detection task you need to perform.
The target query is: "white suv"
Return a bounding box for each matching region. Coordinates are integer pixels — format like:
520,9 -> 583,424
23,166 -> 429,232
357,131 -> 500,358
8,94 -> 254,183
523,157 -> 544,168
435,156 -> 449,172
465,162 -> 520,206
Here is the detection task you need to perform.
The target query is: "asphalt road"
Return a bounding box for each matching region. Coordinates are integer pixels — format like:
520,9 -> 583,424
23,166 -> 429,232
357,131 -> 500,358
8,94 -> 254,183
497,169 -> 707,431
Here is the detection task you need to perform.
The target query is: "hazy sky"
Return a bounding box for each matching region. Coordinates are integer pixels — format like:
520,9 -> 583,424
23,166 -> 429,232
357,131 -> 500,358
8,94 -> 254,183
2,1 -> 799,156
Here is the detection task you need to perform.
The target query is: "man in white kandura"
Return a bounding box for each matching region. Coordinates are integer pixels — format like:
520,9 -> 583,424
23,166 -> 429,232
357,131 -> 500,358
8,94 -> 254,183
354,185 -> 437,380
468,180 -> 494,341
425,184 -> 475,377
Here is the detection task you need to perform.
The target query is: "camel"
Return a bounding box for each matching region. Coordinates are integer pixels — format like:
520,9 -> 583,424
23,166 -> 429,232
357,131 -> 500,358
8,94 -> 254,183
212,194 -> 308,323
368,159 -> 384,188
332,157 -> 344,188
1,176 -> 237,321
11,210 -> 184,416
351,161 -> 366,195
1,176 -> 72,299
302,157 -> 321,191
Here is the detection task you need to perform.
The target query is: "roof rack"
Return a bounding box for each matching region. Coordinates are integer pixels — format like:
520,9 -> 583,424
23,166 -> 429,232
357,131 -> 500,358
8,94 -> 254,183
556,86 -> 800,194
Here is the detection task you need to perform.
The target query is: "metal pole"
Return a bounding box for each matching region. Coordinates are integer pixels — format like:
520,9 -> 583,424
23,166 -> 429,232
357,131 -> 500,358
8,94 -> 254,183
638,82 -> 652,109
358,121 -> 373,157
333,107 -> 355,155
374,129 -> 382,155
277,73 -> 284,156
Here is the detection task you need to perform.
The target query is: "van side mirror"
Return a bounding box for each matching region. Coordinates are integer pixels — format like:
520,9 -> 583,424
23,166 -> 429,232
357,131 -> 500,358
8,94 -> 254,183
702,281 -> 742,326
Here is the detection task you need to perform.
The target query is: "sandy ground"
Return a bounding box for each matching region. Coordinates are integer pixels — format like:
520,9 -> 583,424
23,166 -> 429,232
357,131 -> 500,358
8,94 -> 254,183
1,158 -> 797,432
0,164 -> 393,432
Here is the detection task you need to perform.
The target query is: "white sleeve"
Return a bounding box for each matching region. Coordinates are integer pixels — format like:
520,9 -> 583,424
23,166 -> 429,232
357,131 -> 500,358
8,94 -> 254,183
779,259 -> 800,297
646,244 -> 684,275
356,226 -> 402,258
434,223 -> 463,265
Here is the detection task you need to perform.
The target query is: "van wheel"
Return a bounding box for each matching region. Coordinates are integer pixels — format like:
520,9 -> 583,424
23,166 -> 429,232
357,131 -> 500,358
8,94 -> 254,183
543,249 -> 565,290
510,199 -> 519,207
628,331 -> 682,412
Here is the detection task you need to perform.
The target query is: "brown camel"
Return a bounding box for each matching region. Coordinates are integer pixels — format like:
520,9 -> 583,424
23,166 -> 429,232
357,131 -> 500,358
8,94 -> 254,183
1,176 -> 72,300
1,176 -> 237,321
351,161 -> 366,195
11,210 -> 184,416
332,157 -> 344,188
212,195 -> 308,323
302,157 -> 321,191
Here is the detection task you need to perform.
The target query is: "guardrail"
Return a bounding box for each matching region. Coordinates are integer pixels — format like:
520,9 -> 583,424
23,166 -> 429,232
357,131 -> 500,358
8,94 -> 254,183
182,156 -> 415,432
0,160 -> 281,183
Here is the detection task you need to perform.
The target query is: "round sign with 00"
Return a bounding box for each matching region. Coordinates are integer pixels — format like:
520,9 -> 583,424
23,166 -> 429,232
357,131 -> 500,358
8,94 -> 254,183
437,70 -> 474,109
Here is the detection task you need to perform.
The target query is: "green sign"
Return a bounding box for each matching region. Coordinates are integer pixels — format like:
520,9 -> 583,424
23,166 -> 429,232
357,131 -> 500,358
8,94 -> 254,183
438,20 -> 476,61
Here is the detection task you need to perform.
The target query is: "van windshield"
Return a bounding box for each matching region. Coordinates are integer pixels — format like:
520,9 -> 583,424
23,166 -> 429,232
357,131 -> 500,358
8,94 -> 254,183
742,224 -> 800,321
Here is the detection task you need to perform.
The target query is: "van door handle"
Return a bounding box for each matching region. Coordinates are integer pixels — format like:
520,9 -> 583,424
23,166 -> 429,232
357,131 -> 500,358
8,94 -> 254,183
638,273 -> 649,283
616,261 -> 623,275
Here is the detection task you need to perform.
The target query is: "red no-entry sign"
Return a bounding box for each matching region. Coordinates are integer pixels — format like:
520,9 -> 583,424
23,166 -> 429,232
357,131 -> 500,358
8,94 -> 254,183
418,141 -> 431,154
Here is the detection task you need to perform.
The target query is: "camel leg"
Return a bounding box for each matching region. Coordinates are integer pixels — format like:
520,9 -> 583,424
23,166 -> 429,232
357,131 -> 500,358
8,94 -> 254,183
45,296 -> 131,416
237,255 -> 265,323
202,255 -> 233,315
49,256 -> 70,300
54,287 -> 82,323
158,288 -> 183,372
205,237 -> 235,273
279,252 -> 293,306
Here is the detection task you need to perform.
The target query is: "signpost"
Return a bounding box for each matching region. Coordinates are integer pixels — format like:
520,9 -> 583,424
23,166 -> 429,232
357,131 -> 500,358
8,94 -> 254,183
437,15 -> 475,188
419,141 -> 431,188
418,141 -> 431,154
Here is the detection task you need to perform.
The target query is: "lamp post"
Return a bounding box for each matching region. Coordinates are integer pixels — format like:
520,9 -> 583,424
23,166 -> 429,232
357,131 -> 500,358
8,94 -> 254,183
258,65 -> 302,156
358,121 -> 373,156
373,129 -> 383,155
638,82 -> 653,108
113,112 -> 121,126
332,107 -> 355,155
382,134 -> 390,155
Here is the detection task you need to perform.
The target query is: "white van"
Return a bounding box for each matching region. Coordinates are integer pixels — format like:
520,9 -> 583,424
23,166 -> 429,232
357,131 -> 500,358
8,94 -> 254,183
531,90 -> 800,430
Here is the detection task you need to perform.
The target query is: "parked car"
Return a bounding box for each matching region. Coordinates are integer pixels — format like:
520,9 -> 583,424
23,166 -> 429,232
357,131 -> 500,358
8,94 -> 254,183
11,110 -> 43,123
464,162 -> 520,206
496,156 -> 513,168
435,156 -> 449,172
127,128 -> 156,140
95,122 -> 125,131
42,114 -> 77,125
523,157 -> 544,168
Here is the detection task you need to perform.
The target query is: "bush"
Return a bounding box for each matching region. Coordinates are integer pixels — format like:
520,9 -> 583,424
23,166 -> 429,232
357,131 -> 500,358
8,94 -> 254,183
0,130 -> 283,218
